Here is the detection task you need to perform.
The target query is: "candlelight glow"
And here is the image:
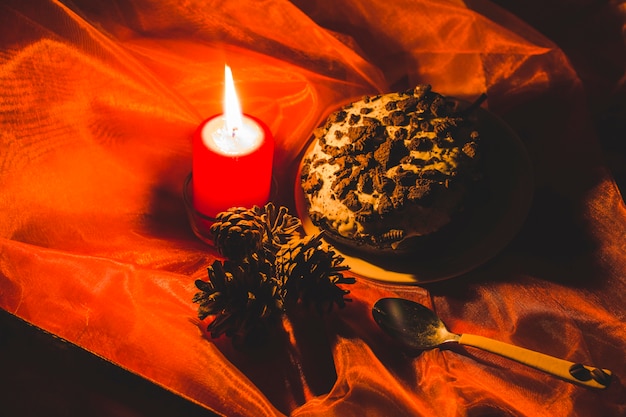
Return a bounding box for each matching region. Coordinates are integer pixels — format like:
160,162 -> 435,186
224,64 -> 243,136
193,64 -> 274,218
200,65 -> 263,156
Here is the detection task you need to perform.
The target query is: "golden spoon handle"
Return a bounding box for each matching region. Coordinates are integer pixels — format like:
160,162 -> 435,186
458,333 -> 612,389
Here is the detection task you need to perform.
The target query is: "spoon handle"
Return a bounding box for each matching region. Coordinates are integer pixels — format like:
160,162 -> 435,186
458,334 -> 612,389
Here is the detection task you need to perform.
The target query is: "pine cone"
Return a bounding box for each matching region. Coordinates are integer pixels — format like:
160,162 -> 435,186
197,203 -> 356,346
254,202 -> 302,253
209,207 -> 264,260
193,254 -> 283,343
275,234 -> 354,313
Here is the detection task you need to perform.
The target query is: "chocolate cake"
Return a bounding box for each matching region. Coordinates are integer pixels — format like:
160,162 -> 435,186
300,85 -> 484,252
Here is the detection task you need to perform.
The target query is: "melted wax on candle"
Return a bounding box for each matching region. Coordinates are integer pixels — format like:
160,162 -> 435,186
202,116 -> 263,156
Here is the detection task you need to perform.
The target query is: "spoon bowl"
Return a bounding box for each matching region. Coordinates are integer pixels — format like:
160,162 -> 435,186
372,297 -> 612,389
372,297 -> 459,350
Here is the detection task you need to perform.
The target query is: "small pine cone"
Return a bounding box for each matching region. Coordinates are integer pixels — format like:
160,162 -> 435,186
193,254 -> 283,344
275,234 -> 355,313
209,207 -> 264,260
253,202 -> 302,252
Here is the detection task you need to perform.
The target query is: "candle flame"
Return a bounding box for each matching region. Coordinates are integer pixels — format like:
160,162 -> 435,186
224,65 -> 243,137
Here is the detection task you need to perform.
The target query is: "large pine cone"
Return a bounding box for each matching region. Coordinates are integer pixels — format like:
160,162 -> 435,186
275,234 -> 354,313
193,254 -> 283,343
209,208 -> 264,260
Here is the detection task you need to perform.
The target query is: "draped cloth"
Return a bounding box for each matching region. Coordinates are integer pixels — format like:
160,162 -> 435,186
1,0 -> 625,416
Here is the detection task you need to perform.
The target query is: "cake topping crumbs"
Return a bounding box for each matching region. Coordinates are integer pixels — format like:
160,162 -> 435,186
462,141 -> 479,159
347,125 -> 368,142
349,113 -> 361,125
355,152 -> 373,168
408,136 -> 434,151
391,185 -> 406,209
344,191 -> 361,212
414,84 -> 432,99
362,116 -> 381,126
387,110 -> 410,126
408,180 -> 435,203
378,194 -> 394,215
416,99 -> 431,113
418,168 -> 445,180
301,84 -> 485,248
397,168 -> 418,186
321,143 -> 344,157
330,110 -> 347,123
355,209 -> 375,223
397,97 -> 418,112
380,229 -> 405,243
301,171 -> 323,195
372,168 -> 394,193
311,158 -> 328,168
433,117 -> 460,136
357,172 -> 374,194
430,96 -> 449,117
394,127 -> 409,141
374,137 -> 409,169
419,121 -> 432,131
385,101 -> 398,110
333,176 -> 355,199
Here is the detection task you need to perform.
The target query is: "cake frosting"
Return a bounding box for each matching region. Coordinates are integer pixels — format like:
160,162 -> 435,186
300,85 -> 483,251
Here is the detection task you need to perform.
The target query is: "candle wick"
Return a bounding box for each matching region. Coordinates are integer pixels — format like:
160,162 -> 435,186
231,127 -> 238,138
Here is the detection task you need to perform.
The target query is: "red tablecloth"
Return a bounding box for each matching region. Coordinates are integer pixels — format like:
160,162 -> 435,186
1,0 -> 625,416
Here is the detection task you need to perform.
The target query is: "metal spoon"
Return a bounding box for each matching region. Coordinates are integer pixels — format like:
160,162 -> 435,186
372,297 -> 612,389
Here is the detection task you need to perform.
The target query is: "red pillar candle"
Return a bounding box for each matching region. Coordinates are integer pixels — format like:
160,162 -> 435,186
192,65 -> 274,218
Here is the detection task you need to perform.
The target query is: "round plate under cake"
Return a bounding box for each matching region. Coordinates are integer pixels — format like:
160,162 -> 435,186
294,100 -> 533,284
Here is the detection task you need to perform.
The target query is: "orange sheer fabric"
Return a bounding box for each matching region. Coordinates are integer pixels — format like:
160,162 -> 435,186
1,0 -> 625,416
